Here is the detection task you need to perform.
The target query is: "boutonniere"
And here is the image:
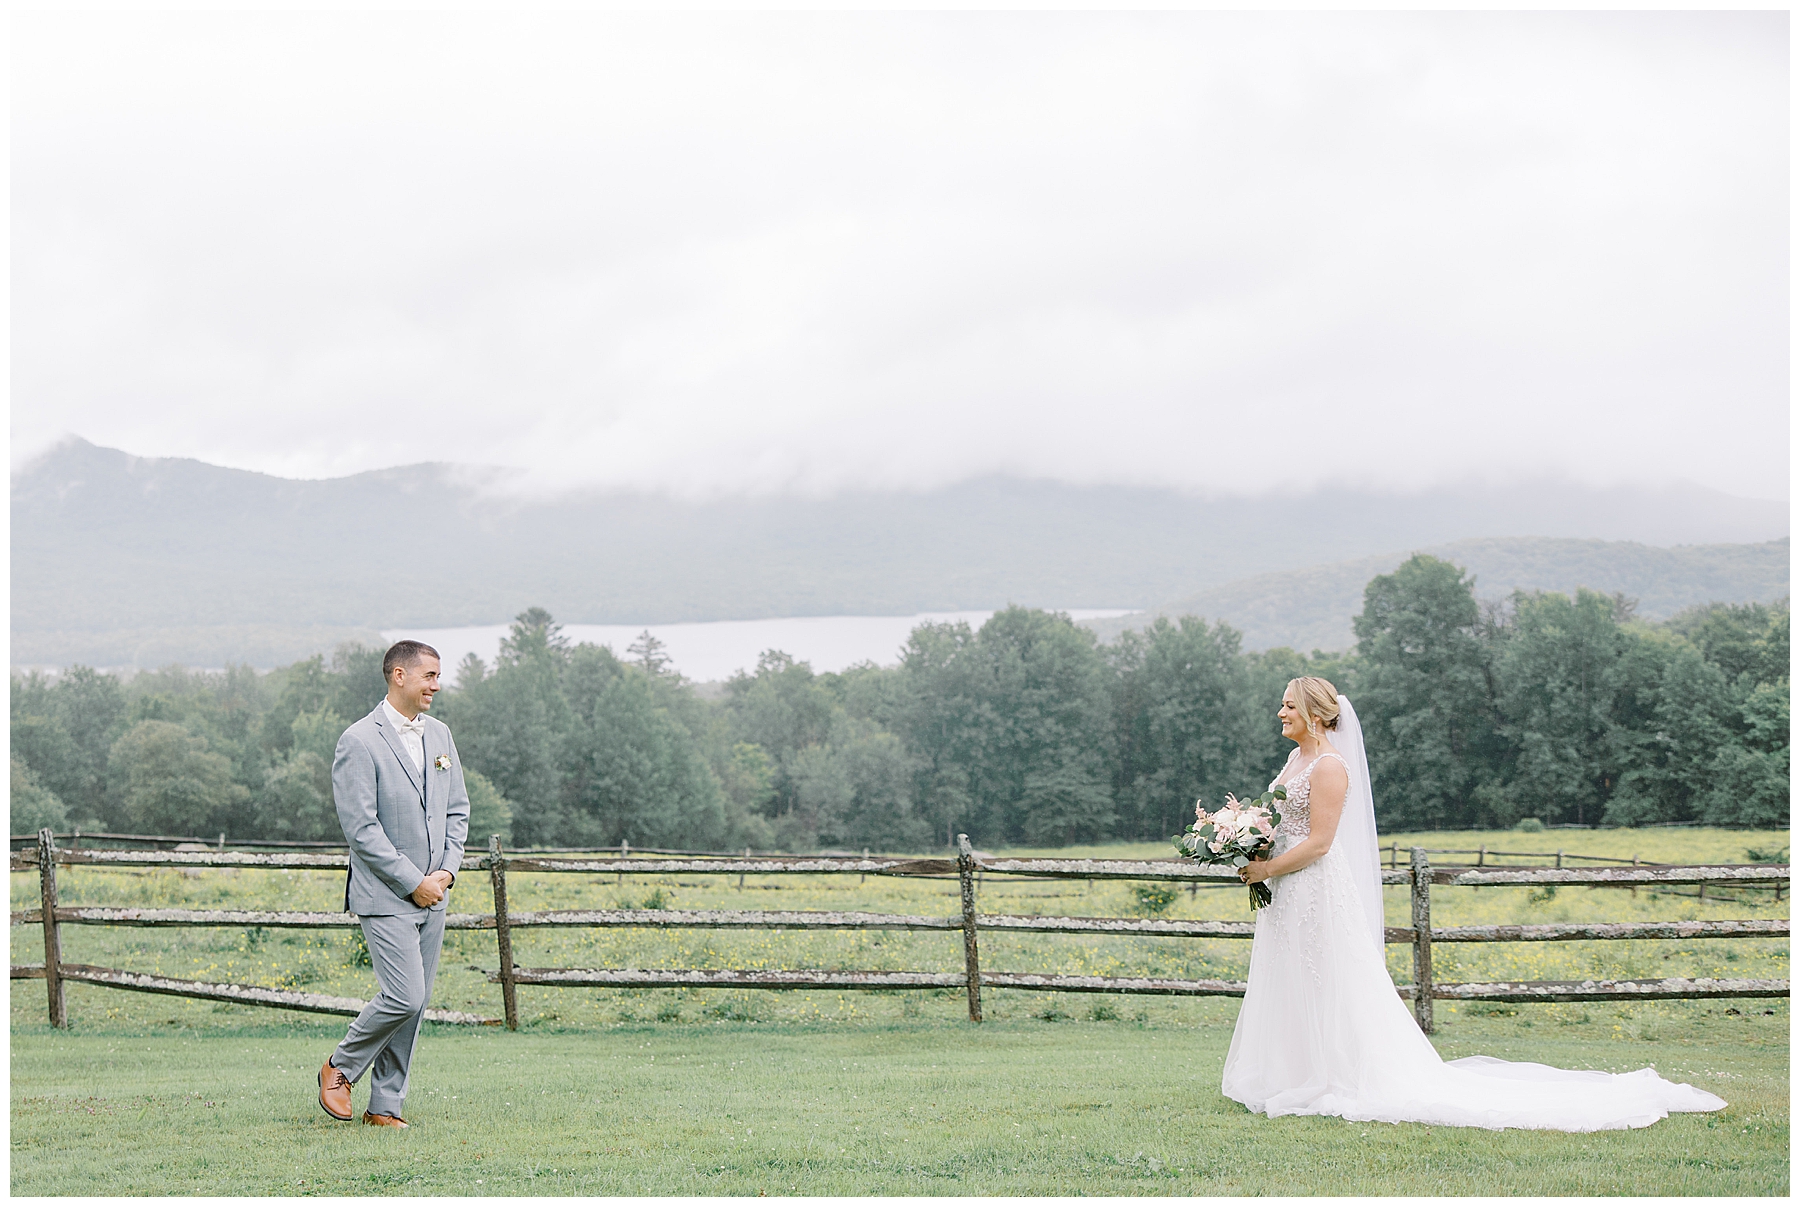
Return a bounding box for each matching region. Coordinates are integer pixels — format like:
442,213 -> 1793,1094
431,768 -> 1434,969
434,754 -> 452,771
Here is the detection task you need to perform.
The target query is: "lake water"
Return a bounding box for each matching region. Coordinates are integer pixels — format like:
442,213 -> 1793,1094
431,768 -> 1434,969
384,610 -> 1137,685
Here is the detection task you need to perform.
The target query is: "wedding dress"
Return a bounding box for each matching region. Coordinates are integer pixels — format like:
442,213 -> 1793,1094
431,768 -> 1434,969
1219,696 -> 1727,1131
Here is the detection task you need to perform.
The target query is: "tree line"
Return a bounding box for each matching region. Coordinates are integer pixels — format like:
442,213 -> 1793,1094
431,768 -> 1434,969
11,556 -> 1788,848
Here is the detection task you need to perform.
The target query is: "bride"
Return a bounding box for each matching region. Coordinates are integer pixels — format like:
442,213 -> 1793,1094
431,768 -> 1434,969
1219,676 -> 1727,1131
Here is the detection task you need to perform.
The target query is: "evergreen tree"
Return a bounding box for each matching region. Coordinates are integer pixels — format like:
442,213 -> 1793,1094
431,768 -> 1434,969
441,609 -> 575,844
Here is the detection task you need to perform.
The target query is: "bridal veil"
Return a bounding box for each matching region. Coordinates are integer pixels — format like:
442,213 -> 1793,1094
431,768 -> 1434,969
1324,694 -> 1384,955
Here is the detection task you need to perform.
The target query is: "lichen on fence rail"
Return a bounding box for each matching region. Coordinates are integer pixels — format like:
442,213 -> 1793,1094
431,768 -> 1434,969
27,906 -> 1776,946
497,967 -> 969,991
9,827 -> 1789,1031
1437,865 -> 1788,887
9,962 -> 497,1023
1425,919 -> 1788,943
1407,977 -> 1788,1003
15,847 -> 1783,887
10,907 -> 493,930
11,849 -> 348,871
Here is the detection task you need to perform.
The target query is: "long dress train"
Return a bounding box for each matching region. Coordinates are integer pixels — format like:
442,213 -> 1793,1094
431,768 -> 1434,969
1219,750 -> 1727,1132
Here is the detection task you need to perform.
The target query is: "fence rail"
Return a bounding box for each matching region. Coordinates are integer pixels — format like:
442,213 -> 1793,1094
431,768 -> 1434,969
1385,843 -> 1666,869
7,831 -> 346,851
6,834 -> 803,858
12,907 -> 1788,947
7,961 -> 496,1024
9,831 -> 1788,1034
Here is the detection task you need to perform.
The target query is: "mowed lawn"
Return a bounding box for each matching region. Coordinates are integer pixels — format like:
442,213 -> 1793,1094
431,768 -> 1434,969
10,1002 -> 1787,1196
12,827 -> 1788,1194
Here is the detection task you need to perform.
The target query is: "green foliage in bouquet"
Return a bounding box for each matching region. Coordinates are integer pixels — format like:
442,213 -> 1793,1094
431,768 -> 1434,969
1172,785 -> 1287,909
1171,787 -> 1286,862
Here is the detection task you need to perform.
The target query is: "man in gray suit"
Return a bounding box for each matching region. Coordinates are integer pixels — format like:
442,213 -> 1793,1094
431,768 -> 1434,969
318,639 -> 470,1128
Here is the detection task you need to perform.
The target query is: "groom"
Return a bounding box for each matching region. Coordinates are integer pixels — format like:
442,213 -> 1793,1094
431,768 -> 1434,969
318,640 -> 470,1128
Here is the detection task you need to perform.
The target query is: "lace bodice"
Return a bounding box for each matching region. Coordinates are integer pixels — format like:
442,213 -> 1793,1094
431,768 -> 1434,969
1269,751 -> 1345,842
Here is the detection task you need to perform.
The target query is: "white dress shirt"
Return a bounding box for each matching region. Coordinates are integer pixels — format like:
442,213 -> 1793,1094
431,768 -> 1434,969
381,699 -> 426,773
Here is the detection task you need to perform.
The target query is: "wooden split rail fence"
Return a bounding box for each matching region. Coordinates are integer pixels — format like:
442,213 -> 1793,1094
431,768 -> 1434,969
10,830 -> 1789,1034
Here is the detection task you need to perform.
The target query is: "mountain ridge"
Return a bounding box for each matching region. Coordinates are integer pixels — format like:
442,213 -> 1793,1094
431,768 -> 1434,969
13,438 -> 1790,668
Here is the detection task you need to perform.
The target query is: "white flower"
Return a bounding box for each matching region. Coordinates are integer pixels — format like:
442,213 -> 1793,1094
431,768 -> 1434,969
434,754 -> 452,771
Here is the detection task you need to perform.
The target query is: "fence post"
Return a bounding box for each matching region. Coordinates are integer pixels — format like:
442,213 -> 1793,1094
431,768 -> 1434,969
489,835 -> 519,1032
1410,846 -> 1433,1035
956,834 -> 982,1023
38,828 -> 66,1028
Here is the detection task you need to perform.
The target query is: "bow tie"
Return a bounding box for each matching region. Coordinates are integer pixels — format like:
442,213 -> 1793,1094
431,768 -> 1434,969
394,716 -> 424,736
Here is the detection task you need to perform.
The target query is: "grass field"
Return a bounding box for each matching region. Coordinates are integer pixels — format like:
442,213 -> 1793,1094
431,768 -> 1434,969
10,1007 -> 1789,1196
11,827 -> 1788,1195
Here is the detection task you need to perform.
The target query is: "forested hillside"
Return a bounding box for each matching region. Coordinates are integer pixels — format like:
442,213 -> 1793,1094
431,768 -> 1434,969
14,558 -> 1787,845
1088,536 -> 1791,653
14,438 -> 1789,668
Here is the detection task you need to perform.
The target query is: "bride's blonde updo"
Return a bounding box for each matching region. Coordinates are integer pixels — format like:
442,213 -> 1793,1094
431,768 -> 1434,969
1287,676 -> 1342,731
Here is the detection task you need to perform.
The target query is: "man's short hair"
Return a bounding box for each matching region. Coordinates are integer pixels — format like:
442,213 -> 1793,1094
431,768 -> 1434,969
383,640 -> 442,681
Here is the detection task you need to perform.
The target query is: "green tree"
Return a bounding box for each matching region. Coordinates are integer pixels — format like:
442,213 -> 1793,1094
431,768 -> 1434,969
108,720 -> 249,837
439,609 -> 574,845
715,743 -> 778,851
1708,681 -> 1790,827
10,666 -> 126,827
327,643 -> 390,720
723,651 -> 838,820
889,620 -> 983,848
627,630 -> 676,678
898,608 -> 1114,847
254,751 -> 337,841
1673,600 -> 1790,687
1107,616 -> 1270,842
258,654 -> 334,759
1605,638 -> 1731,826
793,718 -> 929,852
1492,589 -> 1644,828
464,767 -> 515,847
245,699 -> 352,841
11,711 -> 84,818
11,757 -> 68,836
290,707 -> 347,766
562,657 -> 725,848
1586,598 -> 1790,828
1352,556 -> 1507,830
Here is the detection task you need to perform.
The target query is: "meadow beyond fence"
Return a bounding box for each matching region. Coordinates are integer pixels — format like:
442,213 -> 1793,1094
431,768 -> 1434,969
11,830 -> 1788,1034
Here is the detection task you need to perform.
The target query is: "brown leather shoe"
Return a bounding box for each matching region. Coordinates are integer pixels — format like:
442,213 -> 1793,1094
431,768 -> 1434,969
318,1060 -> 353,1121
362,1111 -> 409,1128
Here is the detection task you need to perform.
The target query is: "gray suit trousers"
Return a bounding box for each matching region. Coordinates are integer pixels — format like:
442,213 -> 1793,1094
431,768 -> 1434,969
332,909 -> 446,1117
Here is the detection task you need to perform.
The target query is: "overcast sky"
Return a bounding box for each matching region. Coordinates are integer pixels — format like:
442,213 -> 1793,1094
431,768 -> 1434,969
12,11 -> 1788,500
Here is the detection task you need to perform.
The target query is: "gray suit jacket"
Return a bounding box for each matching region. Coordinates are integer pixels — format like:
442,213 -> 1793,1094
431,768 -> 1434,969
333,704 -> 471,916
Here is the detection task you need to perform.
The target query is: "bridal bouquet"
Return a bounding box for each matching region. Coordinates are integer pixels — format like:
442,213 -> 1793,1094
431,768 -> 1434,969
1172,788 -> 1286,909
